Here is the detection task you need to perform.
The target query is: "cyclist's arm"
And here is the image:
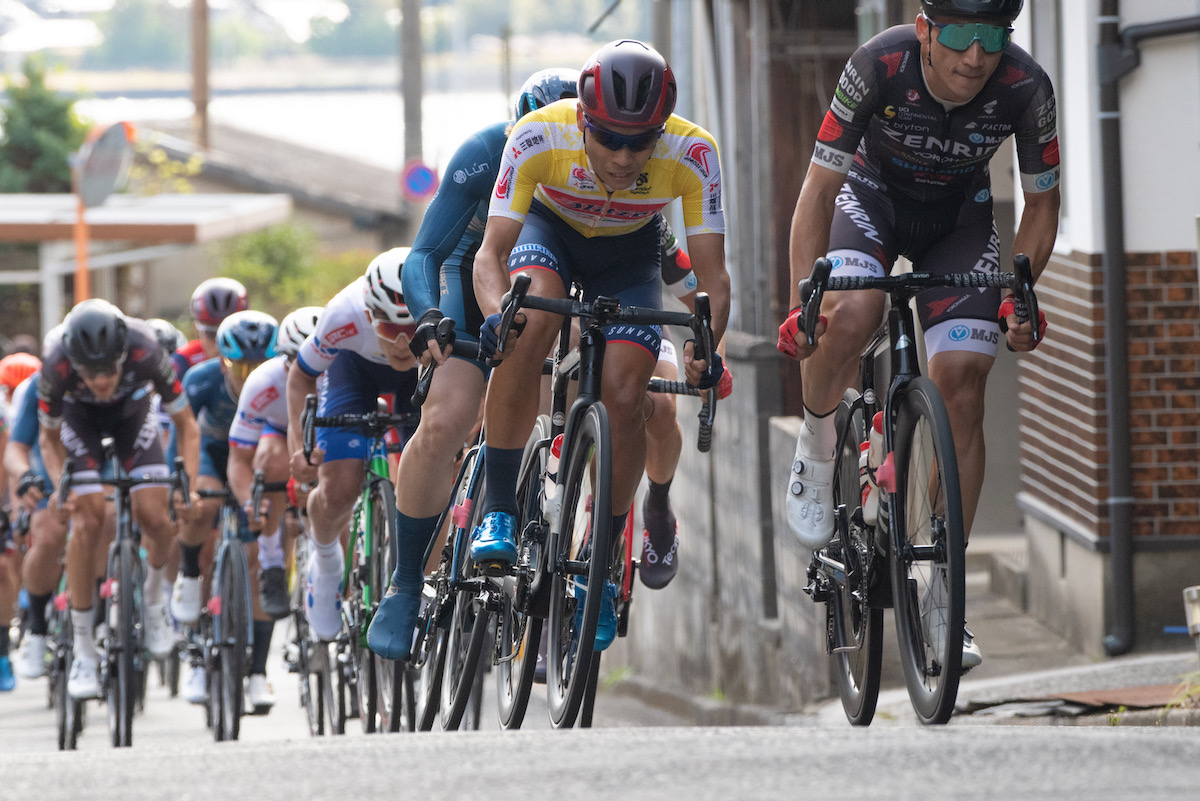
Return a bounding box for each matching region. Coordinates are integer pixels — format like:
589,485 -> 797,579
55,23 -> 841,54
474,215 -> 525,319
227,443 -> 255,507
285,363 -> 320,462
787,161 -> 844,309
37,425 -> 66,491
168,403 -> 201,490
1012,185 -> 1060,282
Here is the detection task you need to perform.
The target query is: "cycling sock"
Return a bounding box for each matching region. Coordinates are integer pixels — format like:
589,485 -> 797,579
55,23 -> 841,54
28,592 -> 51,637
251,619 -> 275,675
71,608 -> 99,660
642,478 -> 677,553
613,511 -> 629,543
0,626 -> 8,657
312,537 -> 343,576
801,404 -> 838,457
391,511 -> 440,590
144,563 -> 165,605
180,543 -> 203,578
257,528 -> 285,570
481,446 -> 524,518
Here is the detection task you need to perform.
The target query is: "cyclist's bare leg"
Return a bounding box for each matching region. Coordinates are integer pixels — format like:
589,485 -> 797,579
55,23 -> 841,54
130,484 -> 177,571
601,343 -> 657,517
21,509 -> 66,597
305,458 -> 363,547
66,492 -> 106,611
644,358 -> 682,485
396,359 -> 486,519
927,349 -> 992,541
800,289 -> 884,417
482,270 -> 567,452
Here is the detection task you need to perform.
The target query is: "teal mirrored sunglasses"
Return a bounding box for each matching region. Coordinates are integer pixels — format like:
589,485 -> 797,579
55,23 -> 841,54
924,15 -> 1013,53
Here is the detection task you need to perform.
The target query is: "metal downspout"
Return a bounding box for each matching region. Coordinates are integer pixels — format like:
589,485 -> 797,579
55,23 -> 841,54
1097,0 -> 1134,658
1096,4 -> 1200,656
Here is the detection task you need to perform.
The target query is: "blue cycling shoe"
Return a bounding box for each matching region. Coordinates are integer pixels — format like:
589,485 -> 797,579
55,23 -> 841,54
470,511 -> 518,567
0,656 -> 15,692
367,573 -> 423,661
574,581 -> 619,652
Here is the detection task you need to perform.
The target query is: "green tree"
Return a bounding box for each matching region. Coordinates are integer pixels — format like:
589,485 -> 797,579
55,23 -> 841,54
84,0 -> 188,70
0,56 -> 89,193
218,223 -> 369,320
308,0 -> 397,59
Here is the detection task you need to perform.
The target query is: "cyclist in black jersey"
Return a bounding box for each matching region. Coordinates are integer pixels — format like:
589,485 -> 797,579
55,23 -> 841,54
777,0 -> 1058,669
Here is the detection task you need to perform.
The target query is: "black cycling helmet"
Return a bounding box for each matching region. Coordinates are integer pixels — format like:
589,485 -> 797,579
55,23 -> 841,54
515,68 -> 579,120
145,318 -> 187,355
190,277 -> 249,330
62,299 -> 128,372
579,40 -> 676,128
216,310 -> 279,362
920,0 -> 1024,21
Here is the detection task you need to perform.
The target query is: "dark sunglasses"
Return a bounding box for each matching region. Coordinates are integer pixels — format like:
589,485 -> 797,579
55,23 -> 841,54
583,116 -> 664,152
367,305 -> 417,343
925,14 -> 1012,53
73,354 -> 125,379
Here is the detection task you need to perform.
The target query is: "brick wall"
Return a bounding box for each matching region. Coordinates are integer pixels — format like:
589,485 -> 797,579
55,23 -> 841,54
1019,249 -> 1200,542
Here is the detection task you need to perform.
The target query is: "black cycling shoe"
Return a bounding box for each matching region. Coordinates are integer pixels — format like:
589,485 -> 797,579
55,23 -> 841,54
258,566 -> 291,621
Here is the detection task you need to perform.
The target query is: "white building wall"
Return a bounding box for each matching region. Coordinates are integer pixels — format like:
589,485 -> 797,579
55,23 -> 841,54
1119,0 -> 1200,252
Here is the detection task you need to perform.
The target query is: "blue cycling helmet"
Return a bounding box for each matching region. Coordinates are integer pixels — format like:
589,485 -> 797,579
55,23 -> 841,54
515,68 -> 579,120
920,0 -> 1023,21
215,310 -> 278,362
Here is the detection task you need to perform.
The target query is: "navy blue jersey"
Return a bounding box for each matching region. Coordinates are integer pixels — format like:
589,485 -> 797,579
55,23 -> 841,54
182,357 -> 239,441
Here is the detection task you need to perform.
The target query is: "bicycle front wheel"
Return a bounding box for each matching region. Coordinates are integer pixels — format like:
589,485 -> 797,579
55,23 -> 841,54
215,544 -> 250,740
828,391 -> 884,726
546,403 -> 612,729
106,537 -> 139,747
889,377 -> 966,725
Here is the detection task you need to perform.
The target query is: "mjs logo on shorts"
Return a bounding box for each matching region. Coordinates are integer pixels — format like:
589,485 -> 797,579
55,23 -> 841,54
949,324 -> 999,345
949,325 -> 971,342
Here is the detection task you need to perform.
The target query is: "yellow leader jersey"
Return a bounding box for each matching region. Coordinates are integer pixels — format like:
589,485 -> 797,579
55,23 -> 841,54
488,100 -> 725,240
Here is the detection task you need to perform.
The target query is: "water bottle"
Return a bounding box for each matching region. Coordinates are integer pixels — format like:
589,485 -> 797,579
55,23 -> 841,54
542,433 -> 564,519
860,412 -> 885,525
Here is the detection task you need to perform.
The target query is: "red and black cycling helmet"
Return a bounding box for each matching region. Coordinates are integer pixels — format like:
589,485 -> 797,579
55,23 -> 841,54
579,39 -> 677,128
190,277 -> 249,330
920,0 -> 1024,21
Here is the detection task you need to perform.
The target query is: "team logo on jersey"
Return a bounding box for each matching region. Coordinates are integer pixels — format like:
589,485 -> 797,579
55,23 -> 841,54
250,386 -> 278,412
495,165 -> 514,199
326,322 -> 357,345
1042,139 -> 1060,166
817,110 -> 843,143
685,143 -> 714,178
998,65 -> 1030,87
879,51 -> 903,79
906,89 -> 920,103
983,100 -> 999,116
974,189 -> 991,203
569,166 -> 597,190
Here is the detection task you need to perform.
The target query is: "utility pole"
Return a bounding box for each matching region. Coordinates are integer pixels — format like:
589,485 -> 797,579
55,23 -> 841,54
192,0 -> 210,149
401,0 -> 422,163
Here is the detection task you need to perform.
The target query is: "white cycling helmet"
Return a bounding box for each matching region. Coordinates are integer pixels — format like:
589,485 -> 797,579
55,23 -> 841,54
276,306 -> 323,358
362,247 -> 414,325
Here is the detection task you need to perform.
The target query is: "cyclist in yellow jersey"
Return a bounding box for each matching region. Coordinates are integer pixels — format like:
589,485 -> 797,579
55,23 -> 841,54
472,39 -> 730,645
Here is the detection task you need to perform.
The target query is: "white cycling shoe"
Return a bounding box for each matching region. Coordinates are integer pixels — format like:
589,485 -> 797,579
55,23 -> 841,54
144,601 -> 176,659
171,576 -> 202,626
68,656 -> 101,700
786,425 -> 836,550
245,674 -> 276,713
183,664 -> 207,705
16,634 -> 48,679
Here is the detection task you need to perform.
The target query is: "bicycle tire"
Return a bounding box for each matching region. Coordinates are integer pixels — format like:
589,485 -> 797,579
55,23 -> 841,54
106,537 -> 138,747
54,609 -> 75,750
546,403 -> 613,729
438,588 -> 489,730
348,488 -> 384,734
496,416 -> 550,730
414,620 -> 446,731
828,392 -> 884,726
371,482 -> 404,732
889,376 -> 966,725
215,543 -> 250,740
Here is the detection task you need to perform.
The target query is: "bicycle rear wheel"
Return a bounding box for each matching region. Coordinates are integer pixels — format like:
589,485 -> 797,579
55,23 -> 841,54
889,376 -> 965,725
106,537 -> 139,747
437,583 -> 490,730
497,416 -> 550,730
546,403 -> 612,729
828,392 -> 884,726
371,482 -> 413,732
54,609 -> 78,751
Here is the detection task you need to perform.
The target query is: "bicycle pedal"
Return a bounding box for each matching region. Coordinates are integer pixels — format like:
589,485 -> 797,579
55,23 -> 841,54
477,561 -> 510,578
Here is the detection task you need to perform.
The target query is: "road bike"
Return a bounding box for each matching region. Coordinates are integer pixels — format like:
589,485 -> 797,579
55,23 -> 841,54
301,393 -> 420,734
799,254 -> 1038,725
493,273 -> 718,728
58,440 -> 187,747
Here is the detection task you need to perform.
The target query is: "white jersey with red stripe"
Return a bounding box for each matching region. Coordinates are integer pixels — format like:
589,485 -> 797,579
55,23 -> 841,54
229,355 -> 290,447
295,278 -> 391,377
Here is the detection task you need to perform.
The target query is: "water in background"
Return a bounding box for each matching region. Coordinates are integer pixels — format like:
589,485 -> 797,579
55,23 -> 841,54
76,89 -> 511,173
